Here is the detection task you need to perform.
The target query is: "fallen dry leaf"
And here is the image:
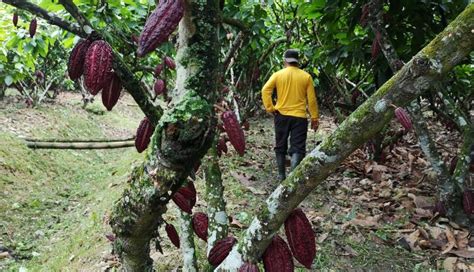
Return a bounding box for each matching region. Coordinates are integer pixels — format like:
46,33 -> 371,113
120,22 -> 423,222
443,257 -> 457,271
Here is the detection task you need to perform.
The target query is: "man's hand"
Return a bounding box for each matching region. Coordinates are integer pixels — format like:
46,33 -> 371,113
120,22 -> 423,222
311,119 -> 319,131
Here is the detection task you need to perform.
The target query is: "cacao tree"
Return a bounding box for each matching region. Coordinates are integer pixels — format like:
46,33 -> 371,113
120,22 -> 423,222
1,0 -> 473,271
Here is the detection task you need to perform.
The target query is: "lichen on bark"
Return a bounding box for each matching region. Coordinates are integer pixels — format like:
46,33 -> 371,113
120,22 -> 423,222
109,1 -> 221,271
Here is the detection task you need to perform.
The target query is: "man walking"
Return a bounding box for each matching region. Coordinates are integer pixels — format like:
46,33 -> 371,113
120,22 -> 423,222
261,49 -> 319,181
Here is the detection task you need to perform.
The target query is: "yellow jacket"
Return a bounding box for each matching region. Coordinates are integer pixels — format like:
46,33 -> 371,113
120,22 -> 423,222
261,66 -> 319,120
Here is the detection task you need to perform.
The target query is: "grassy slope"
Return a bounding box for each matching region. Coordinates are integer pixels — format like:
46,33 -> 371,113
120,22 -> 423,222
0,94 -> 144,271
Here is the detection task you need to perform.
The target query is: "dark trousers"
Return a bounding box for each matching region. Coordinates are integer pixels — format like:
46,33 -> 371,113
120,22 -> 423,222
274,113 -> 308,156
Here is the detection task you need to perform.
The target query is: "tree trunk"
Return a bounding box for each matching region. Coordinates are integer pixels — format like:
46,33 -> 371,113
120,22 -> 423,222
109,1 -> 220,271
217,5 -> 474,269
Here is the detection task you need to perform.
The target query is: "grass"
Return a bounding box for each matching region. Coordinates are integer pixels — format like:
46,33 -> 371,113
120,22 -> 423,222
0,94 -> 440,271
0,95 -> 144,271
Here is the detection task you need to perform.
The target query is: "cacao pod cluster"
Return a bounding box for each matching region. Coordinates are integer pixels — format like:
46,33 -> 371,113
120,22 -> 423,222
260,208 -> 316,271
221,110 -> 246,156
135,117 -> 155,153
394,107 -> 412,131
137,0 -> 184,57
68,38 -> 124,111
208,236 -> 237,266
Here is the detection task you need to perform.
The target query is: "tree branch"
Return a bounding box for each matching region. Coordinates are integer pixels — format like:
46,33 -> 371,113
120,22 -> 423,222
2,0 -> 85,36
221,17 -> 249,32
223,31 -> 245,71
58,0 -> 92,29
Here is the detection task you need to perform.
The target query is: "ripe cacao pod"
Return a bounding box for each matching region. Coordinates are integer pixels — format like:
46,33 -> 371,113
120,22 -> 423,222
241,120 -> 250,131
101,73 -> 122,111
29,18 -> 37,38
217,137 -> 228,155
394,107 -> 412,131
172,191 -> 192,214
13,13 -> 18,27
84,40 -> 113,95
221,86 -> 230,94
137,0 -> 184,57
154,79 -> 166,96
68,39 -> 92,80
154,63 -> 164,77
284,208 -> 316,269
192,212 -> 208,241
105,233 -> 116,242
263,235 -> 294,272
221,110 -> 246,156
164,56 -> 176,70
351,90 -> 361,105
165,223 -> 180,248
371,32 -> 381,61
34,70 -> 44,82
449,156 -> 458,175
359,4 -> 369,27
135,117 -> 154,153
252,67 -> 260,82
238,262 -> 260,272
131,34 -> 139,45
208,236 -> 237,266
178,181 -> 197,207
433,201 -> 447,216
463,190 -> 474,214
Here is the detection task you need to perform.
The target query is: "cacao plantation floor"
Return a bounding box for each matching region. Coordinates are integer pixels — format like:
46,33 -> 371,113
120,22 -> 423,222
0,92 -> 472,271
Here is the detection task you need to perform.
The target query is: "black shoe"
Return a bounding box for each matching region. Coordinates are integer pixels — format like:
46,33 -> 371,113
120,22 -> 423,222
276,153 -> 286,181
290,153 -> 305,171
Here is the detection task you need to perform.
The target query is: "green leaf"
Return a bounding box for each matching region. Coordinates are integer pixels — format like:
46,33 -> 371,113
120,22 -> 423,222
4,75 -> 13,86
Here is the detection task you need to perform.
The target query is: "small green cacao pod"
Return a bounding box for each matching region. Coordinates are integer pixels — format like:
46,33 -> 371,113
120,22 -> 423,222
68,39 -> 92,80
101,73 -> 122,111
137,0 -> 184,57
165,223 -> 180,249
84,40 -> 113,95
208,236 -> 236,267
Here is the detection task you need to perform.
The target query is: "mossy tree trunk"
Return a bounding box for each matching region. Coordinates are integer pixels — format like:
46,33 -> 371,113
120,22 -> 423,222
217,5 -> 474,269
203,145 -> 229,271
109,1 -> 220,271
368,0 -> 473,223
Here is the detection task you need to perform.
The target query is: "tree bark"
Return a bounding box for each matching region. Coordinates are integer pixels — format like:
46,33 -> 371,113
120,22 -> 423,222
178,211 -> 198,272
217,5 -> 474,269
109,1 -> 220,271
